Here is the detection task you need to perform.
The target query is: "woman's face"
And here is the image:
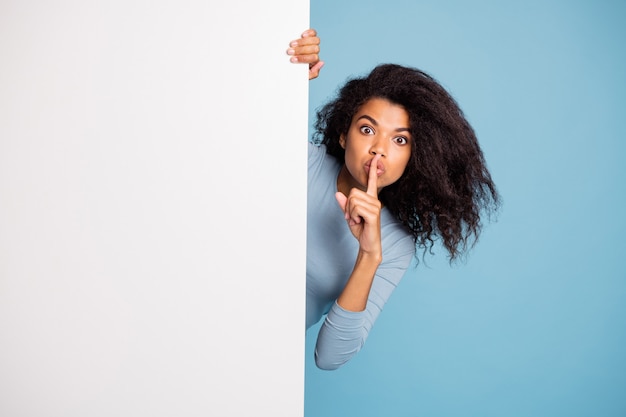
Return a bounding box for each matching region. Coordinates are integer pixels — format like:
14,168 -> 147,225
339,97 -> 412,194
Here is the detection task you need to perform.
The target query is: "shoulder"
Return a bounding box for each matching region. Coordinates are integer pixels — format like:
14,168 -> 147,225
308,141 -> 325,165
308,141 -> 341,179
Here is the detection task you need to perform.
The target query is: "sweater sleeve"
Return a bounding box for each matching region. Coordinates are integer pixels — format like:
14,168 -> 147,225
313,232 -> 415,370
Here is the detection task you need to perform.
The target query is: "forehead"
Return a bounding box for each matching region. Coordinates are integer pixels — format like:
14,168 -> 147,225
352,98 -> 409,126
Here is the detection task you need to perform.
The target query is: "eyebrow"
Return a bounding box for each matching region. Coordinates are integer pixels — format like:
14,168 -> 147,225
356,115 -> 411,133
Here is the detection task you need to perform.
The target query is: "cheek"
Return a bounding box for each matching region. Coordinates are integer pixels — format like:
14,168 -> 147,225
391,155 -> 411,182
403,153 -> 412,169
343,147 -> 361,175
395,149 -> 412,171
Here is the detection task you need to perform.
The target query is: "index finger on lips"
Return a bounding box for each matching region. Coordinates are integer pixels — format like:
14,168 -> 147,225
367,154 -> 381,198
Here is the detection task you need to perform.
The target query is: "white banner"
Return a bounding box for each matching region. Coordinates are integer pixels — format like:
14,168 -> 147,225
0,1 -> 308,416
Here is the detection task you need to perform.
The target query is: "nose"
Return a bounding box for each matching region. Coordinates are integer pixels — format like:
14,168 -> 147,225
369,137 -> 387,157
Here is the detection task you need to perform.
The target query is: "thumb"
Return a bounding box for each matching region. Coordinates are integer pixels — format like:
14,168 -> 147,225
335,192 -> 347,213
309,60 -> 324,80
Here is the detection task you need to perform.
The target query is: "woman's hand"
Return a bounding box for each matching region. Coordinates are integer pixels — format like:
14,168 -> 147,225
334,154 -> 383,312
286,29 -> 324,80
335,155 -> 383,261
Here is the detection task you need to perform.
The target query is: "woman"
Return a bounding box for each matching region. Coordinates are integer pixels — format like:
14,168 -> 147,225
288,30 -> 500,370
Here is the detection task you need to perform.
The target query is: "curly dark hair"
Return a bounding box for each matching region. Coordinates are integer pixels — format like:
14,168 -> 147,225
312,63 -> 500,261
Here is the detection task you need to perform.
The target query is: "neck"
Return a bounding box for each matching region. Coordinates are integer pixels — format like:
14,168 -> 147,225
336,165 -> 364,195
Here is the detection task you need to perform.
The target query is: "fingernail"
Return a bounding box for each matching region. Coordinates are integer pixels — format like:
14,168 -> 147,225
286,48 -> 295,55
290,41 -> 298,47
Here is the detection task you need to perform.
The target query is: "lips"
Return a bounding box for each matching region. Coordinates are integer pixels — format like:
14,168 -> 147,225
365,158 -> 385,176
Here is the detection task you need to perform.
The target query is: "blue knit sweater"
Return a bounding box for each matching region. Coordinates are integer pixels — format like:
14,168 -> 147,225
306,142 -> 415,370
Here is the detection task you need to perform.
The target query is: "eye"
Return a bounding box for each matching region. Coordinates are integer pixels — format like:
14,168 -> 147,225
394,136 -> 409,145
359,125 -> 374,135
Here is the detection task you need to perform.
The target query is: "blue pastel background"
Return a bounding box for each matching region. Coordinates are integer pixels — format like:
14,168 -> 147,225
305,1 -> 626,416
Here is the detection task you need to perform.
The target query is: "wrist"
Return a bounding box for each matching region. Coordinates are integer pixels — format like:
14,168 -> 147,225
356,249 -> 382,267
